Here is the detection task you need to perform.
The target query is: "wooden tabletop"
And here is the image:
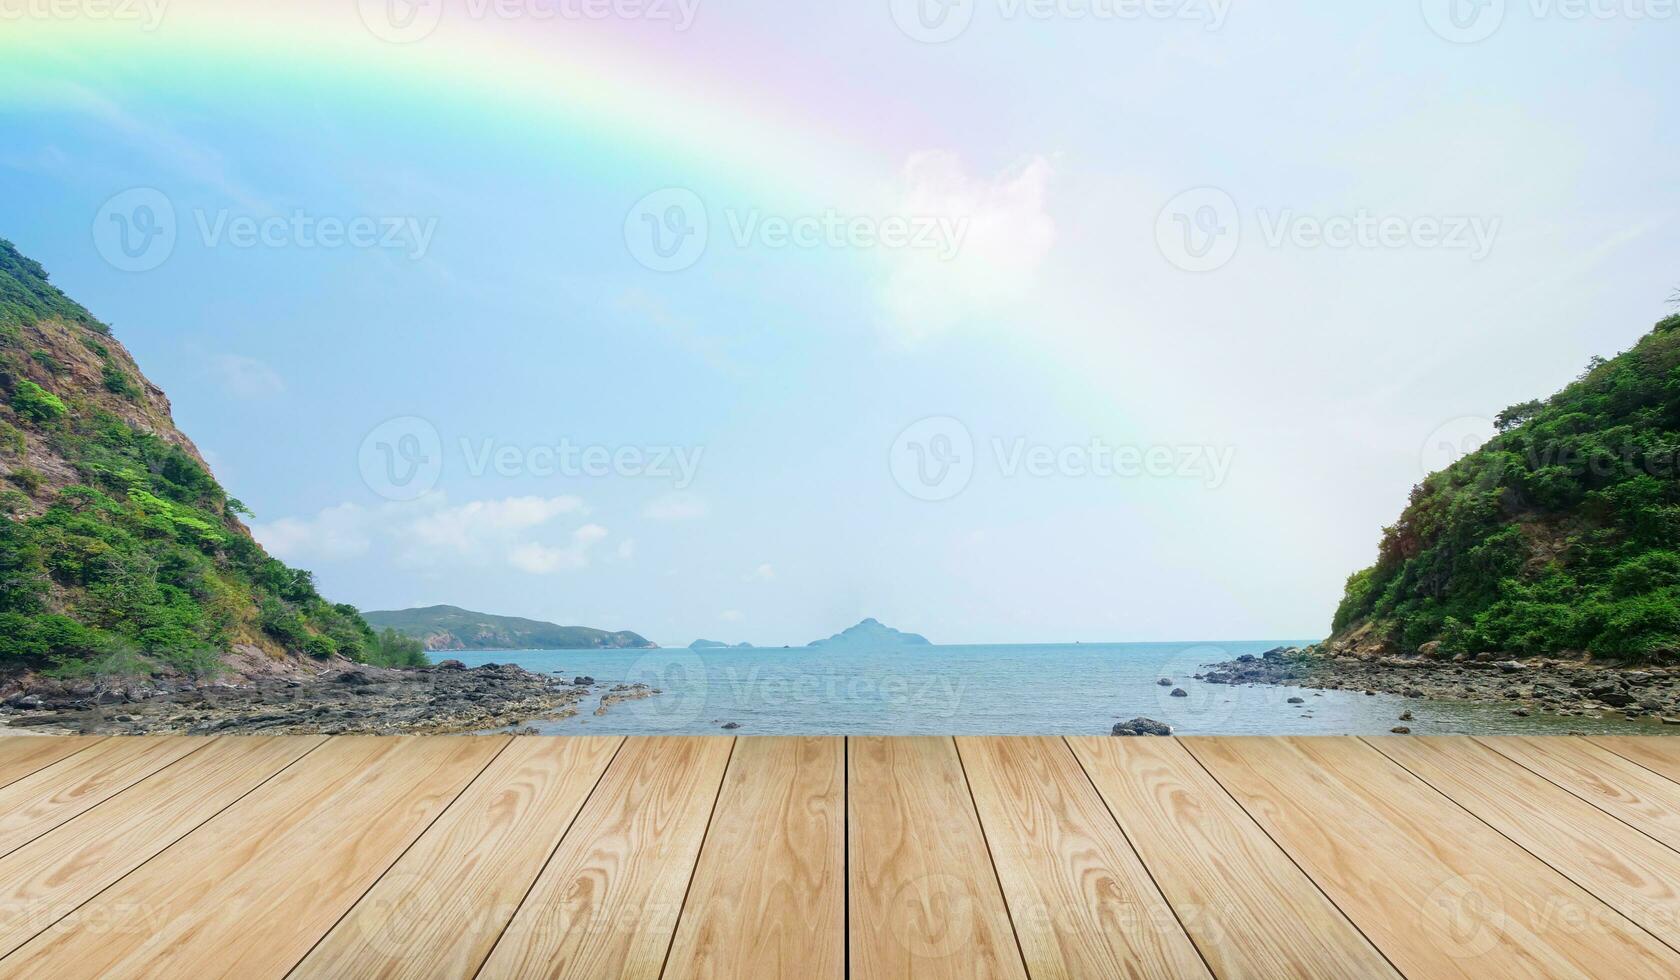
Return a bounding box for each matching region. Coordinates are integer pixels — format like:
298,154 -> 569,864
0,734 -> 1676,978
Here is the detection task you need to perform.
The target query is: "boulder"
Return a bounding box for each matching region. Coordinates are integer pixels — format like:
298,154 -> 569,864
435,659 -> 467,671
1111,717 -> 1173,737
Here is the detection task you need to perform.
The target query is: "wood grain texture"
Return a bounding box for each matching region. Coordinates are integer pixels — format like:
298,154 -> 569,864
664,737 -> 845,980
2,736 -> 504,979
1479,736 -> 1680,853
1590,736 -> 1680,786
1067,736 -> 1398,979
956,736 -> 1208,979
1498,736 -> 1680,850
1186,736 -> 1680,979
0,737 -> 103,790
1371,735 -> 1680,949
476,736 -> 734,980
294,736 -> 623,980
0,736 -> 322,958
0,736 -> 203,858
848,736 -> 1026,980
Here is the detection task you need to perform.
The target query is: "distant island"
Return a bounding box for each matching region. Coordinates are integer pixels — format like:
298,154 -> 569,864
807,618 -> 931,648
363,605 -> 655,652
689,639 -> 754,649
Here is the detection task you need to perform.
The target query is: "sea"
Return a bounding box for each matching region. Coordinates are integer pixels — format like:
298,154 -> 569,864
444,640 -> 1668,736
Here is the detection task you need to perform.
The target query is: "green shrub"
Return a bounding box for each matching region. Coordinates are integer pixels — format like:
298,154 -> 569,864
9,380 -> 65,422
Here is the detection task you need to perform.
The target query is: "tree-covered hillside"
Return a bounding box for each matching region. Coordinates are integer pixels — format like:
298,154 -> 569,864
1332,311 -> 1680,661
362,605 -> 653,651
0,240 -> 421,676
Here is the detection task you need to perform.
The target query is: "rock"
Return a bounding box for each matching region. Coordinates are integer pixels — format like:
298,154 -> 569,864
1111,717 -> 1173,736
1511,708 -> 1529,717
334,671 -> 372,686
1156,678 -> 1174,686
1286,697 -> 1304,704
1170,688 -> 1188,698
435,659 -> 467,671
1599,691 -> 1636,708
1399,710 -> 1414,721
720,721 -> 741,730
4,694 -> 44,710
1236,654 -> 1257,663
1418,640 -> 1444,658
1262,646 -> 1289,661
1391,726 -> 1411,734
572,676 -> 595,686
1662,717 -> 1680,726
1496,661 -> 1524,674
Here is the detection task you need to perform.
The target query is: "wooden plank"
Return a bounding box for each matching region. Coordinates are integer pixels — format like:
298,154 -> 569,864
294,736 -> 623,980
0,736 -> 203,858
476,735 -> 734,980
1590,736 -> 1680,786
1186,736 -> 1680,978
0,736 -> 323,958
1480,736 -> 1680,853
663,736 -> 845,980
956,736 -> 1209,979
2,735 -> 505,978
0,737 -> 103,790
1372,736 -> 1680,949
849,736 -> 1026,980
1067,736 -> 1399,978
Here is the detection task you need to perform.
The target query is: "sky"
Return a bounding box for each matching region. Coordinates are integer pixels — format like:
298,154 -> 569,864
1,0 -> 1675,646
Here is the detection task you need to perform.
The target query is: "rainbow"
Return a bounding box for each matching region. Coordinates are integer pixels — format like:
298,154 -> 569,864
0,0 -> 888,208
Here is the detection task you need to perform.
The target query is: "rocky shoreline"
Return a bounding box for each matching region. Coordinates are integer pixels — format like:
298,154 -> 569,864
0,661 -> 659,736
1197,645 -> 1680,725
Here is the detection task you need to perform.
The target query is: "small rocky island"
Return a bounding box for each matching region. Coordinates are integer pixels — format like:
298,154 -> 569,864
807,618 -> 931,648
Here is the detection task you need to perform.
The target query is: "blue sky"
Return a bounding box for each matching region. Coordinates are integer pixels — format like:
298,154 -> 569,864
2,1 -> 1676,645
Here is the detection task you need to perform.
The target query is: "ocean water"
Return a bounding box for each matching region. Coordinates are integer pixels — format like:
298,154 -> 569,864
445,641 -> 1667,737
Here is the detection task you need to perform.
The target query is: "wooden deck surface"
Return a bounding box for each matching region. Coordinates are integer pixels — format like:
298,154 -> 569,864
0,735 -> 1677,978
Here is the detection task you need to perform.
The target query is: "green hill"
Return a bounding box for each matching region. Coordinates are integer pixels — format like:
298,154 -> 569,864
0,239 -> 421,677
363,605 -> 653,651
1331,311 -> 1680,661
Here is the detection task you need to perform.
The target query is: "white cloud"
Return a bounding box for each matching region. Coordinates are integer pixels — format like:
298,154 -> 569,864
879,151 -> 1056,342
508,524 -> 610,574
744,562 -> 776,582
252,493 -> 603,575
643,492 -> 708,521
616,538 -> 637,561
249,502 -> 373,562
718,609 -> 745,623
211,354 -> 286,398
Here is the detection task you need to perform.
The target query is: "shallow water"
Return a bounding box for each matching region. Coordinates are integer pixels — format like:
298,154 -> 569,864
446,641 -> 1672,736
